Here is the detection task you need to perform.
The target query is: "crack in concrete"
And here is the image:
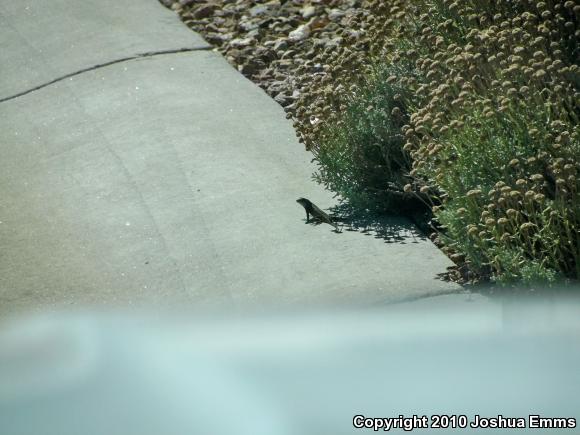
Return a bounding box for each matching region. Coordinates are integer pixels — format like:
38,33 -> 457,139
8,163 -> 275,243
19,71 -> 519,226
0,46 -> 212,104
383,289 -> 468,306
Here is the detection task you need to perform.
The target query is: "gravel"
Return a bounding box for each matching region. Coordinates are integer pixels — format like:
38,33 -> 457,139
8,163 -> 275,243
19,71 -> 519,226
160,0 -> 369,118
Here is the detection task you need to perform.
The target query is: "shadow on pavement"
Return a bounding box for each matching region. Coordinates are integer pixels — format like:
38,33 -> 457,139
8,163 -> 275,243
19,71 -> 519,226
328,202 -> 427,244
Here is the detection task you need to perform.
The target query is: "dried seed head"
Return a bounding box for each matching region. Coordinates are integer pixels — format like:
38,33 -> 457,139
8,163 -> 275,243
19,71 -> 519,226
533,69 -> 546,78
533,36 -> 545,45
527,157 -> 538,164
449,254 -> 465,265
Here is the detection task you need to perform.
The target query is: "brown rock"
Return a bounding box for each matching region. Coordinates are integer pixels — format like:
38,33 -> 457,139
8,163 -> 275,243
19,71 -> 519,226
193,4 -> 217,19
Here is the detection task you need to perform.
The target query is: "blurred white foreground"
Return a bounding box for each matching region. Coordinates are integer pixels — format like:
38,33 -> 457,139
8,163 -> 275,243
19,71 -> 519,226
1,292 -> 579,434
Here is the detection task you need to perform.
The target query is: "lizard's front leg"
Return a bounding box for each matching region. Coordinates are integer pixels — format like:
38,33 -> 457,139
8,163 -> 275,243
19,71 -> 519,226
305,211 -> 310,223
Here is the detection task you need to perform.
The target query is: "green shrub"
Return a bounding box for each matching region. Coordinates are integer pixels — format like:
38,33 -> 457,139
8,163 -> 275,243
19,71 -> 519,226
390,0 -> 580,284
312,65 -> 428,213
295,0 -> 580,284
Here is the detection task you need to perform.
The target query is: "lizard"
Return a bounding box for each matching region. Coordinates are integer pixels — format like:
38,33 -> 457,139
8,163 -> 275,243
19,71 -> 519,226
296,197 -> 340,231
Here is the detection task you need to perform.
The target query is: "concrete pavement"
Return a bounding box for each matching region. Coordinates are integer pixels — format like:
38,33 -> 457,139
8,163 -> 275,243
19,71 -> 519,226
0,0 -> 209,101
0,0 -> 462,315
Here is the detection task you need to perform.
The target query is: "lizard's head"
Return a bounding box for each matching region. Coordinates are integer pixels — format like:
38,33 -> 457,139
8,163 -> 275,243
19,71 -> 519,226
296,197 -> 309,206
